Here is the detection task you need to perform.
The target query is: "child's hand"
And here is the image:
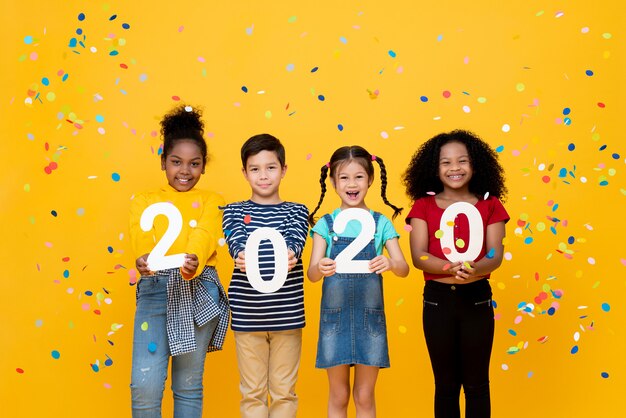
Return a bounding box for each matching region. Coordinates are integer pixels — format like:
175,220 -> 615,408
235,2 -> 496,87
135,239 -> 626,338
235,251 -> 246,272
287,250 -> 297,272
136,254 -> 152,276
444,261 -> 464,280
369,255 -> 391,275
181,254 -> 199,280
455,261 -> 479,281
318,257 -> 336,277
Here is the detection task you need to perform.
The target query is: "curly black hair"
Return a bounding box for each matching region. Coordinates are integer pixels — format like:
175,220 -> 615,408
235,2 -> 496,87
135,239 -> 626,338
160,104 -> 207,166
402,130 -> 507,202
308,145 -> 403,227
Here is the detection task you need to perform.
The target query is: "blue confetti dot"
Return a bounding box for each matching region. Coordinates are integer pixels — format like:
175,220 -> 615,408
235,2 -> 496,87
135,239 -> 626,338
601,372 -> 609,378
524,237 -> 534,245
339,36 -> 347,44
486,248 -> 496,259
286,63 -> 295,72
571,345 -> 579,354
338,124 -> 344,131
563,107 -> 571,115
109,14 -> 117,21
109,50 -> 119,56
112,172 -> 121,182
148,342 -> 157,353
241,86 -> 248,93
599,181 -> 609,186
547,307 -> 556,316
76,28 -> 83,35
41,78 -> 50,87
62,74 -> 69,82
612,153 -> 620,159
601,303 -> 610,312
420,96 -> 428,103
311,67 -> 319,73
69,38 -> 78,48
527,371 -> 534,378
388,50 -> 397,58
95,115 -> 104,123
585,70 -> 594,76
51,350 -> 61,359
318,95 -> 325,101
107,246 -> 114,253
24,35 -> 33,45
568,236 -> 575,244
550,226 -> 557,235
491,300 -> 497,309
495,145 -> 504,153
92,364 -> 99,372
508,329 -> 517,336
78,13 -> 85,21
105,358 -> 113,366
63,270 -> 69,278
599,144 -> 607,151
558,169 -> 567,178
437,34 -> 443,41
564,117 -> 572,125
568,143 -> 575,151
122,23 -> 130,30
85,290 -> 93,296
552,203 -> 559,211
51,210 -> 58,217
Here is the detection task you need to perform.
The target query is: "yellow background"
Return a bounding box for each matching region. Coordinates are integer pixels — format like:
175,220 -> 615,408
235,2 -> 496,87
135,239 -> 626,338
1,1 -> 624,417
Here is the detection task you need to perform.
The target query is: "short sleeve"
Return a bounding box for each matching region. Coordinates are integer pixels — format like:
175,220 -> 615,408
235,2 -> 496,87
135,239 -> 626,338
311,216 -> 330,240
405,197 -> 428,223
377,215 -> 400,243
487,197 -> 510,225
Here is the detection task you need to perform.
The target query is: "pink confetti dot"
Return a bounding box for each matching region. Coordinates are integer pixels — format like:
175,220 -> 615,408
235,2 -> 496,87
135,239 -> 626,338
512,150 -> 521,157
192,201 -> 200,208
306,153 -> 312,160
29,52 -> 38,60
104,383 -> 112,389
82,303 -> 90,311
178,26 -> 184,32
45,242 -> 53,248
403,224 -> 413,232
442,91 -> 451,98
514,315 -> 522,324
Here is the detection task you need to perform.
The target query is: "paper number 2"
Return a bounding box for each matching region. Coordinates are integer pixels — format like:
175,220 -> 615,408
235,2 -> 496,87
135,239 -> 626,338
334,208 -> 376,274
140,202 -> 187,271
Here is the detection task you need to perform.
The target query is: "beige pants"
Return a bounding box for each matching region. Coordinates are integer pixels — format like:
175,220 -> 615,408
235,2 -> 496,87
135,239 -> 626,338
234,329 -> 302,418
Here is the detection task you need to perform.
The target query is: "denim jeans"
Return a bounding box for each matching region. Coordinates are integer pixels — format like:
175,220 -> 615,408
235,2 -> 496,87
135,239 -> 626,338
423,279 -> 494,418
130,275 -> 219,418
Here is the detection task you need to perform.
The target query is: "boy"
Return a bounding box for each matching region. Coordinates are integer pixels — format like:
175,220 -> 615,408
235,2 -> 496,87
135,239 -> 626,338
222,134 -> 309,418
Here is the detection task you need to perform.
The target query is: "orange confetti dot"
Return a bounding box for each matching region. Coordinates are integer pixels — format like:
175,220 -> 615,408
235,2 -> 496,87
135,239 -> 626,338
442,247 -> 452,255
244,214 -> 252,224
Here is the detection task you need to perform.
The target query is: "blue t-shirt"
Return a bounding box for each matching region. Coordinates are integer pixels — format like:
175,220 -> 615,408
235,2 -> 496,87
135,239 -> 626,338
311,208 -> 400,258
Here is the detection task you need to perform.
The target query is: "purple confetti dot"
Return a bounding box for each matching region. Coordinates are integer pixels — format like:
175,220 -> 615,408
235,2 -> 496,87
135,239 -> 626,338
105,358 -> 113,366
85,290 -> 93,296
76,28 -> 83,35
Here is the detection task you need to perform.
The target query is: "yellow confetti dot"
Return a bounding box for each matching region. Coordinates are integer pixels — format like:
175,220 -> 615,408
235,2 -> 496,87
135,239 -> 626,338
435,229 -> 444,239
419,255 -> 429,260
446,221 -> 455,227
520,213 -> 529,221
398,326 -> 407,334
456,238 -> 465,248
46,92 -> 56,102
575,270 -> 583,278
592,281 -> 600,289
536,222 -> 546,232
497,282 -> 506,290
558,242 -> 567,251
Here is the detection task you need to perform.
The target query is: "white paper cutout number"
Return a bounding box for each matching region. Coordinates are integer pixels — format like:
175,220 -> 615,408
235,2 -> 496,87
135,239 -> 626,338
245,227 -> 289,293
439,202 -> 484,262
334,208 -> 376,274
140,202 -> 187,271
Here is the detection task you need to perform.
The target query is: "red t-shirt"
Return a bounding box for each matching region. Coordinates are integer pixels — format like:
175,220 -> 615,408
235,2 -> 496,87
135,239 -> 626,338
405,196 -> 510,280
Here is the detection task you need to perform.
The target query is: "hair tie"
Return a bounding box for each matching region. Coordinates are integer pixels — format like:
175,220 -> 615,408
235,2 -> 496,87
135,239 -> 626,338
325,162 -> 330,168
371,155 -> 377,161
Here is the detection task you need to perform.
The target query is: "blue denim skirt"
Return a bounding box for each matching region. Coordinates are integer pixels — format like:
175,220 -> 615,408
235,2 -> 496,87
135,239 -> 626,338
315,273 -> 390,368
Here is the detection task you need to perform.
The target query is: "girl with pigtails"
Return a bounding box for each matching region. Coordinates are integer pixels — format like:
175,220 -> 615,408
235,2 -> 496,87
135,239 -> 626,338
307,145 -> 409,418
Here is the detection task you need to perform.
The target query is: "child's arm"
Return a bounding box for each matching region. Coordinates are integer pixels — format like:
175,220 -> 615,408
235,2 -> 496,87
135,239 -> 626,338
408,218 -> 463,277
307,233 -> 334,282
455,221 -> 506,280
185,193 -> 225,279
369,238 -> 409,277
283,204 -> 309,259
222,204 -> 248,268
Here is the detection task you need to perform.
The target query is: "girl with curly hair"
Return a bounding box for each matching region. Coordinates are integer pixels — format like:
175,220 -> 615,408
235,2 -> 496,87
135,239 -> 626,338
403,130 -> 509,418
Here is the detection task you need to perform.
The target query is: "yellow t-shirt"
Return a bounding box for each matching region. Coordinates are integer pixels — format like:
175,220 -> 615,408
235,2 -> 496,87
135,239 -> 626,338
129,184 -> 225,278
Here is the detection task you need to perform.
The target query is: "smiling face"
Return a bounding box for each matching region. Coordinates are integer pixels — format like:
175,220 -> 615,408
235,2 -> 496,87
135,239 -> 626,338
243,150 -> 287,204
438,141 -> 473,192
161,140 -> 205,192
332,160 -> 372,210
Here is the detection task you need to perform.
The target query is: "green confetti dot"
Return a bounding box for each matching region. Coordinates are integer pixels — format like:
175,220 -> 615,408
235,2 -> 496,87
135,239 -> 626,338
477,97 -> 487,104
435,229 -> 444,239
536,222 -> 546,232
141,322 -> 149,331
24,184 -> 31,192
516,83 -> 525,92
602,33 -> 612,39
456,238 -> 466,248
287,16 -> 297,23
264,110 -> 272,119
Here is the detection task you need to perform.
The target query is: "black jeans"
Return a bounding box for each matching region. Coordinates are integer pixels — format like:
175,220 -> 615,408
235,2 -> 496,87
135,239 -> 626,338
423,279 -> 494,418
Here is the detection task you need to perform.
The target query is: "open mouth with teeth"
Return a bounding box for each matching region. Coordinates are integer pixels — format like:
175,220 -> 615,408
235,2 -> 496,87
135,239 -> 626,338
177,178 -> 191,184
346,191 -> 360,200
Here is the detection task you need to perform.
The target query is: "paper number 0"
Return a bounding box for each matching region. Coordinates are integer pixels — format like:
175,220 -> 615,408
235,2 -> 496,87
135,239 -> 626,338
334,208 -> 376,274
140,202 -> 187,271
439,202 -> 484,262
244,227 -> 289,293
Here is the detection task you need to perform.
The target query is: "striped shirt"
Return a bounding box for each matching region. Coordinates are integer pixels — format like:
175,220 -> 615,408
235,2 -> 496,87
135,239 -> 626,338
222,200 -> 309,332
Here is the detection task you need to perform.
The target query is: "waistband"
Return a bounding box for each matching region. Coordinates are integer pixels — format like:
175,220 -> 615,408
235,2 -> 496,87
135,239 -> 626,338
425,278 -> 491,293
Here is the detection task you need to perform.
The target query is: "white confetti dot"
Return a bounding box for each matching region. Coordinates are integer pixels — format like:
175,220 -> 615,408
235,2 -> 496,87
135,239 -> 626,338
502,124 -> 511,133
504,252 -> 512,261
502,364 -> 509,371
462,105 -> 471,113
574,331 -> 580,342
218,238 -> 226,247
185,106 -> 193,112
189,219 -> 198,228
587,257 -> 596,265
90,46 -> 97,53
538,163 -> 546,171
580,176 -> 587,183
380,131 -> 389,139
